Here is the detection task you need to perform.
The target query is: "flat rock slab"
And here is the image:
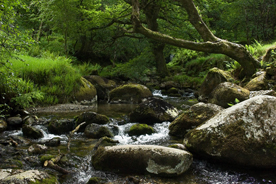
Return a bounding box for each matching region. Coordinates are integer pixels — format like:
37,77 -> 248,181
92,145 -> 193,176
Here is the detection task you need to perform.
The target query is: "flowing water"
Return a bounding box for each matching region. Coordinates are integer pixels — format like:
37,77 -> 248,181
2,90 -> 276,184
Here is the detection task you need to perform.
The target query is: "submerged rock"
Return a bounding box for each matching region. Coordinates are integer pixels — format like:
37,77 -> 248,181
129,97 -> 178,124
169,102 -> 223,137
208,82 -> 250,108
92,145 -> 193,176
185,95 -> 276,168
109,84 -> 152,104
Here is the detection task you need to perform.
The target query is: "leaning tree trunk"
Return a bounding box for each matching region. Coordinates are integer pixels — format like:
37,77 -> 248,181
143,1 -> 169,77
131,0 -> 260,77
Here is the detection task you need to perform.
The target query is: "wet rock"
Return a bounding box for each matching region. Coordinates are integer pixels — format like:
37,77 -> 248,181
128,124 -> 154,136
129,97 -> 179,124
109,84 -> 152,104
249,89 -> 276,98
244,71 -> 268,91
6,116 -> 22,129
0,169 -> 57,184
199,67 -> 234,102
0,119 -> 7,133
24,156 -> 41,167
0,159 -> 23,169
75,112 -> 110,132
22,115 -> 37,126
42,137 -> 61,147
74,77 -> 97,103
208,82 -> 250,108
169,102 -> 223,137
48,118 -> 75,134
28,144 -> 48,154
87,177 -> 107,184
9,135 -> 31,146
92,145 -> 193,176
185,95 -> 276,168
84,75 -> 117,101
84,123 -> 113,139
169,144 -> 187,151
22,125 -> 43,139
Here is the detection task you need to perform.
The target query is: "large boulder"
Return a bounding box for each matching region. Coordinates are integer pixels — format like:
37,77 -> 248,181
109,84 -> 152,104
48,119 -> 75,135
74,77 -> 97,103
184,95 -> 276,168
169,102 -> 223,138
84,123 -> 113,138
129,97 -> 178,124
92,145 -> 193,176
75,112 -> 110,132
6,116 -> 22,129
22,125 -> 43,139
0,169 -> 57,184
208,82 -> 250,108
84,75 -> 117,101
199,67 -> 234,102
244,71 -> 268,91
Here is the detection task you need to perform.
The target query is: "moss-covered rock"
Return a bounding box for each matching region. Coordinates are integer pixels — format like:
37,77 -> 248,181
87,177 -> 107,184
128,124 -> 154,136
169,102 -> 223,137
92,145 -> 193,176
109,84 -> 152,104
84,123 -> 113,138
74,77 -> 97,103
28,144 -> 48,155
22,124 -> 44,139
75,112 -> 110,132
6,116 -> 22,130
244,72 -> 268,91
84,75 -> 116,101
39,154 -> 55,164
0,119 -> 7,133
208,82 -> 250,108
48,118 -> 75,135
184,95 -> 276,168
129,97 -> 178,124
199,67 -> 234,102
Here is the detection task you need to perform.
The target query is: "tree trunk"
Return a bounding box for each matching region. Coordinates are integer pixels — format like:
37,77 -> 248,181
131,0 -> 260,77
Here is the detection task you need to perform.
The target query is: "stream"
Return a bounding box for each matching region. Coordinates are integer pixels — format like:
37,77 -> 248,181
1,90 -> 276,184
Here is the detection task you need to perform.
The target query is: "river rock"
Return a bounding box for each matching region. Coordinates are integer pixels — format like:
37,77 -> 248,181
22,125 -> 43,139
84,75 -> 117,101
199,67 -> 234,102
184,95 -> 276,168
6,116 -> 22,129
74,77 -> 97,104
92,145 -> 193,176
41,137 -> 61,147
84,123 -> 113,138
0,119 -> 7,132
48,118 -> 75,134
244,71 -> 268,91
109,84 -> 152,104
75,112 -> 110,132
169,102 -> 223,137
129,97 -> 178,124
208,82 -> 250,108
128,124 -> 154,136
28,144 -> 48,154
0,169 -> 57,184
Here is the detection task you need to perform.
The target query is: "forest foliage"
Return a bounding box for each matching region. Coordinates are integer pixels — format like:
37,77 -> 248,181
1,0 -> 276,112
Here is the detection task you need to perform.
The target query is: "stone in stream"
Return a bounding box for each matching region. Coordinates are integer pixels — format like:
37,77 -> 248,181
22,124 -> 43,139
92,145 -> 193,176
184,95 -> 276,168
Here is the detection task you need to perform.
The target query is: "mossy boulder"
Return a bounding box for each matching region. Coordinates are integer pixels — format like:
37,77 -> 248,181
48,118 -> 75,135
0,169 -> 58,184
208,82 -> 250,108
128,124 -> 154,136
199,67 -> 234,102
84,123 -> 113,138
0,119 -> 7,132
109,84 -> 152,104
244,72 -> 269,91
75,112 -> 110,132
184,95 -> 276,168
74,77 -> 97,103
84,75 -> 117,101
92,145 -> 193,176
22,124 -> 44,139
169,102 -> 223,138
129,97 -> 179,124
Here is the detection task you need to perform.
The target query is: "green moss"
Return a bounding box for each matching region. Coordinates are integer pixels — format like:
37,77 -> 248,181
29,175 -> 58,184
74,77 -> 97,101
39,154 -> 55,163
128,123 -> 154,136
